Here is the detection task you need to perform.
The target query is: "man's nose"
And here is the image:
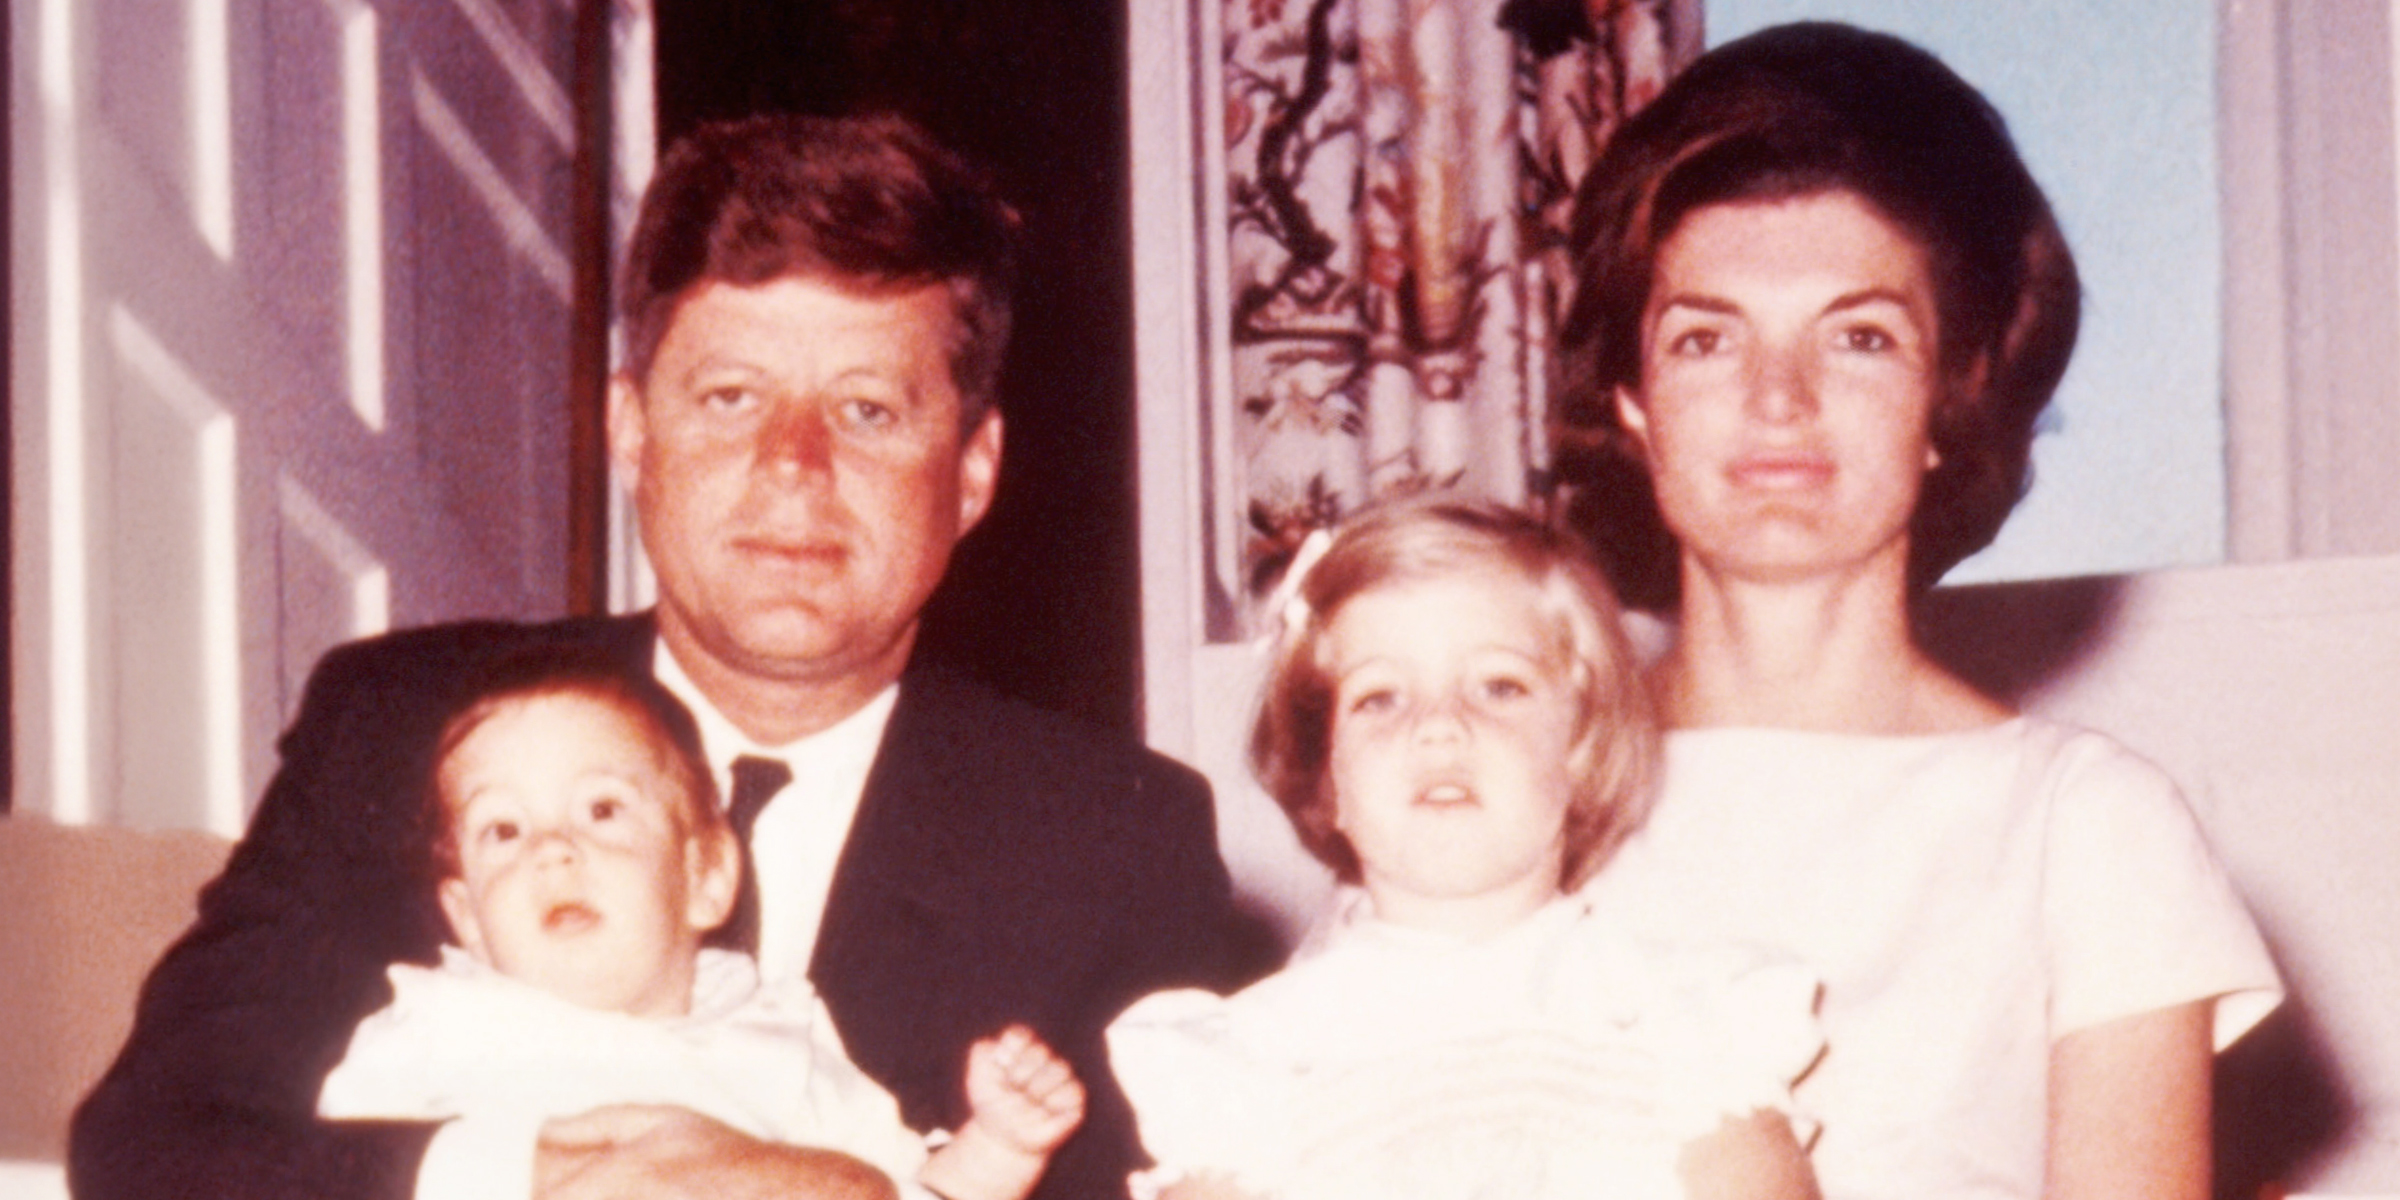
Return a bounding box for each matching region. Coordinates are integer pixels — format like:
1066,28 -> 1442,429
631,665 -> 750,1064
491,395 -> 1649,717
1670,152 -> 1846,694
757,402 -> 836,479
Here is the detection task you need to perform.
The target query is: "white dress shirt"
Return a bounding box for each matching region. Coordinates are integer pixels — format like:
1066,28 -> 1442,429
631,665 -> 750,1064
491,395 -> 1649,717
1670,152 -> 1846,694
653,641 -> 897,984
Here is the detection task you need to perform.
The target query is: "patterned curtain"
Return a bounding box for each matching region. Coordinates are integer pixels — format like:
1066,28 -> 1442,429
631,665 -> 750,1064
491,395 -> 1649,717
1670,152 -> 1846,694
1214,0 -> 1699,636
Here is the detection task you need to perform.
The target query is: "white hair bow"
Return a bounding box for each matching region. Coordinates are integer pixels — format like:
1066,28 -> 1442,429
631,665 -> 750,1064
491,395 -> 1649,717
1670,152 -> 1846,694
1259,526 -> 1335,650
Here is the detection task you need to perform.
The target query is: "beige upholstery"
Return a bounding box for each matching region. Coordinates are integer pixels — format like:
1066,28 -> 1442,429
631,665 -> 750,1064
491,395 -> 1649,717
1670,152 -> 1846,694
0,817 -> 231,1162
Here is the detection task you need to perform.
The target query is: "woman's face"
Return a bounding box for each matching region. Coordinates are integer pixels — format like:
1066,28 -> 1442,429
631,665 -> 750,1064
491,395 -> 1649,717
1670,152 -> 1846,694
1617,190 -> 1942,590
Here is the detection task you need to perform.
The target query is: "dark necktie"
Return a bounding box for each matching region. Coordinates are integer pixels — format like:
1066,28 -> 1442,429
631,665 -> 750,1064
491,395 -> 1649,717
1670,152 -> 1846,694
717,755 -> 792,955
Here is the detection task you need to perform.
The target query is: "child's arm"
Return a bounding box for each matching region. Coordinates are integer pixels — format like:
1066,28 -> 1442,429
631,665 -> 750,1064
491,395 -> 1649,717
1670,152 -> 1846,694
1677,1109 -> 1820,1200
917,1025 -> 1087,1200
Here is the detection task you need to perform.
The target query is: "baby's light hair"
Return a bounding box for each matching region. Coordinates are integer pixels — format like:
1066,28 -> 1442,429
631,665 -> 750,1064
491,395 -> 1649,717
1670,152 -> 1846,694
1249,496 -> 1659,890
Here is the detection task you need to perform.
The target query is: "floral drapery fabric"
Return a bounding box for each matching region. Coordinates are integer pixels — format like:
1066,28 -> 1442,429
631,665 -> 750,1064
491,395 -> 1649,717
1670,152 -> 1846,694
1218,0 -> 1698,633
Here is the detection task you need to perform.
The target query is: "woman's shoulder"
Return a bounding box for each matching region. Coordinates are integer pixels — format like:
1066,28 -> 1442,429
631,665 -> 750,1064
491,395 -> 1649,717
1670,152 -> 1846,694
1948,714 -> 2197,821
1660,706 -> 2155,768
1658,714 -> 2034,784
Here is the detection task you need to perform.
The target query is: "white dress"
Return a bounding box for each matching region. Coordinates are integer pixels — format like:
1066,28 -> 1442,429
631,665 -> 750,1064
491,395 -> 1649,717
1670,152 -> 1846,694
1580,716 -> 2283,1200
1107,894 -> 1822,1200
318,947 -> 933,1200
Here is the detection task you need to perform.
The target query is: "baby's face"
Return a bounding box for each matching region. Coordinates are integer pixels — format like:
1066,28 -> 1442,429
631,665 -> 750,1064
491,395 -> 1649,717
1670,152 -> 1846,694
435,691 -> 734,1017
1323,573 -> 1584,933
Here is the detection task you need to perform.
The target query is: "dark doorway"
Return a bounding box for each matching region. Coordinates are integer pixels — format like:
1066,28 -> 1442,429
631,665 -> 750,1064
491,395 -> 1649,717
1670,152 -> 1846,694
651,2 -> 1141,736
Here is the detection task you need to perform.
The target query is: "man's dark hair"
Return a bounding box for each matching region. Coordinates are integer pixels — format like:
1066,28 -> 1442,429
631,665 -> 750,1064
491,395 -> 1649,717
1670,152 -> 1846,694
618,111 -> 1022,426
1558,22 -> 2082,608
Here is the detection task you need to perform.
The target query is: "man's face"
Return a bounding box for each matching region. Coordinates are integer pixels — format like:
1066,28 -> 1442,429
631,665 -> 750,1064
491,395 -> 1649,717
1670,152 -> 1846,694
610,276 -> 1002,702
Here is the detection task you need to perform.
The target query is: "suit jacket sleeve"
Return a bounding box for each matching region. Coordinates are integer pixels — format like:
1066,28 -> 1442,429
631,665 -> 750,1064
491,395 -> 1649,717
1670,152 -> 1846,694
810,670 -> 1264,1200
1049,748 -> 1259,1200
67,620 -> 630,1200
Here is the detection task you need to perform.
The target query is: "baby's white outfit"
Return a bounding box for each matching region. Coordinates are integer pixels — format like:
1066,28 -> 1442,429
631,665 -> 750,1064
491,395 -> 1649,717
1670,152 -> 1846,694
1582,716 -> 2284,1200
1107,893 -> 1822,1200
318,947 -> 932,1200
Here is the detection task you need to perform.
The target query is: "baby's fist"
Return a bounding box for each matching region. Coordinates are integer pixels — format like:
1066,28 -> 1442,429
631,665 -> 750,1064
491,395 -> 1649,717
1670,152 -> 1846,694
965,1024 -> 1086,1155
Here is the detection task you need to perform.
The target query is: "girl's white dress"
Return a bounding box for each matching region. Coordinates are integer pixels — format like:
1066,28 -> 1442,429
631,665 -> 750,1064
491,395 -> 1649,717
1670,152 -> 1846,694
1106,893 -> 1822,1200
318,947 -> 932,1200
1581,716 -> 2283,1200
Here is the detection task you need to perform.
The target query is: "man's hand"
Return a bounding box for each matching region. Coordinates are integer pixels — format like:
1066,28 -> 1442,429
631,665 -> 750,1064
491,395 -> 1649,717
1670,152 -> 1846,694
536,1105 -> 899,1200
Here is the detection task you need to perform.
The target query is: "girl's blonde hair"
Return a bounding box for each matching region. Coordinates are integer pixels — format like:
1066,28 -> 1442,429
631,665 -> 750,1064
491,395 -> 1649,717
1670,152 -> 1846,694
1249,496 -> 1658,890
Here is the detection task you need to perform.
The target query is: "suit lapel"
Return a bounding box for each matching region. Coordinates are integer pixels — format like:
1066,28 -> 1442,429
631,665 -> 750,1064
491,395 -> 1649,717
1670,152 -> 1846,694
811,667 -> 971,982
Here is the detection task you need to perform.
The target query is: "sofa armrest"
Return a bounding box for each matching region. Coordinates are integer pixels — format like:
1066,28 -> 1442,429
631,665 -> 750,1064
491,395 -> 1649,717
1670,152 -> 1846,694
0,816 -> 232,1162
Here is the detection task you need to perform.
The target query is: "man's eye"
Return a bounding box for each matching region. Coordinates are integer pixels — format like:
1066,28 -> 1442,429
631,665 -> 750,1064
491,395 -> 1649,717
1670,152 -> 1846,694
841,398 -> 899,430
1665,327 -> 1722,356
1839,325 -> 1896,352
699,386 -> 755,412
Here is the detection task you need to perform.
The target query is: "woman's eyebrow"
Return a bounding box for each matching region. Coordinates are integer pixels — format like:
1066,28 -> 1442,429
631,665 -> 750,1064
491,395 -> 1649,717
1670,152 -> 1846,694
1651,292 -> 1742,317
1823,286 -> 1925,317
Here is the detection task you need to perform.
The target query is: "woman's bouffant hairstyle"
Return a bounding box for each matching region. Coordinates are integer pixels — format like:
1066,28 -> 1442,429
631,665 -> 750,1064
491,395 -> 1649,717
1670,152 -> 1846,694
617,111 -> 1021,428
422,644 -> 723,884
1556,21 -> 2082,609
1249,497 -> 1658,891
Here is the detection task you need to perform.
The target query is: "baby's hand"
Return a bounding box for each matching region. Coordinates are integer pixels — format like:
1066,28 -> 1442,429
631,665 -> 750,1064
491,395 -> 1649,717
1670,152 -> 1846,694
964,1024 -> 1086,1156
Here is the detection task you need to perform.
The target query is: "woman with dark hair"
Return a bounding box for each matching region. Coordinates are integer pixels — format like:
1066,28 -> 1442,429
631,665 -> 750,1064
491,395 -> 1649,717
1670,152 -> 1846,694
1559,23 -> 2280,1200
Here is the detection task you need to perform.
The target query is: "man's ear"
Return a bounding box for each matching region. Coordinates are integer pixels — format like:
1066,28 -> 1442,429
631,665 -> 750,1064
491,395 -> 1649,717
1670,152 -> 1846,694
685,825 -> 741,935
1614,386 -> 1652,455
438,877 -> 488,960
606,373 -> 648,488
956,409 -> 1003,535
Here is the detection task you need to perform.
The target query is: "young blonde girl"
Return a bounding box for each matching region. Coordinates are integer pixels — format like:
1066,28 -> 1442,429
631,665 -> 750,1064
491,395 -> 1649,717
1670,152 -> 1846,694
1108,497 -> 1823,1200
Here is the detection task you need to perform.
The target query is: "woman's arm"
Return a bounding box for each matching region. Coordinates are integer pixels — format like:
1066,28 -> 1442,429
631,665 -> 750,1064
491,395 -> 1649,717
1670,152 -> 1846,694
1679,1109 -> 1820,1200
2047,999 -> 2214,1200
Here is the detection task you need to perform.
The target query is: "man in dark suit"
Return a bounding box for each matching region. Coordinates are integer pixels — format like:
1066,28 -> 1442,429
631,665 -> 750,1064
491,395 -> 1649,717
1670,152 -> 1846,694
70,112 -> 1245,1200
